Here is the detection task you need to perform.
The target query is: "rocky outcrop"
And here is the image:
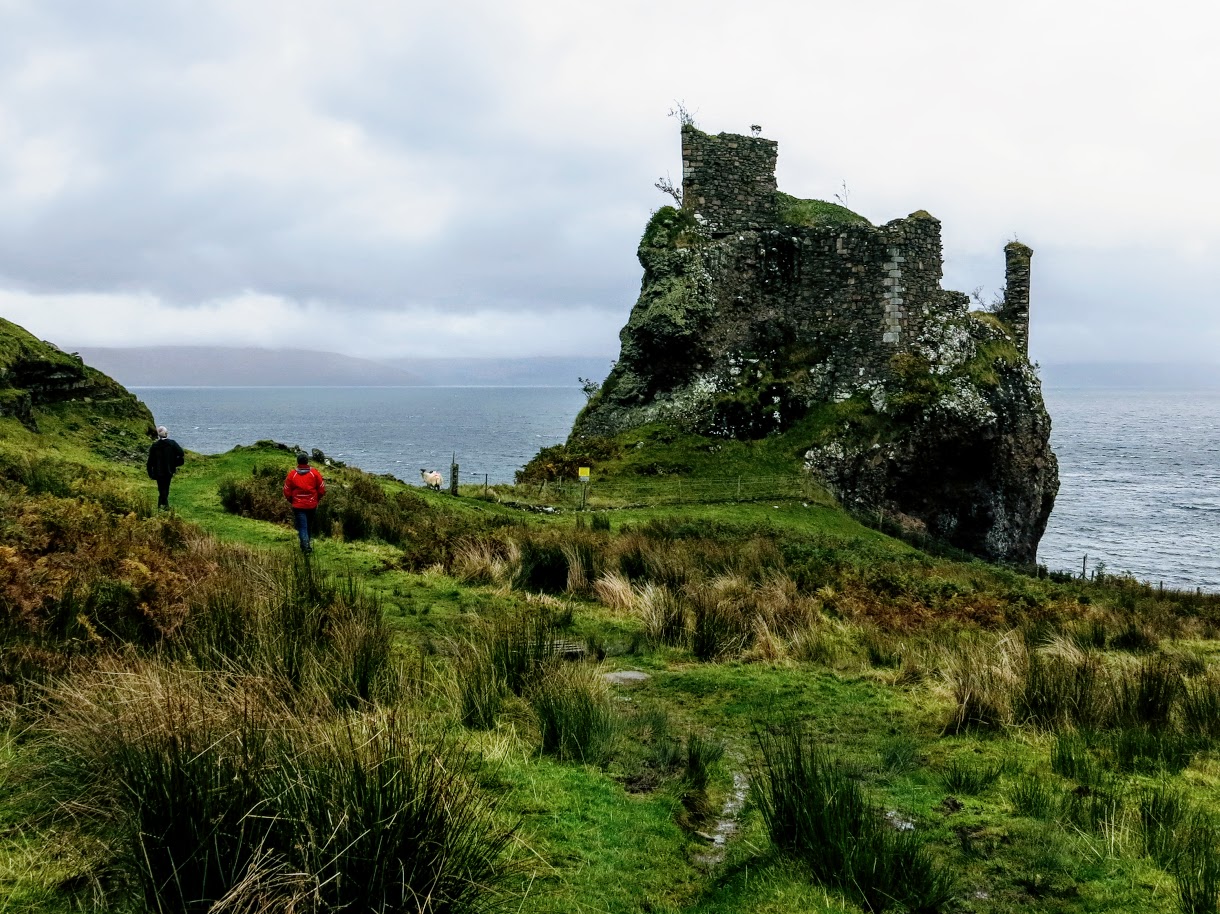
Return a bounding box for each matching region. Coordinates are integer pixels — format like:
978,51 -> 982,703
0,317 -> 155,457
572,126 -> 1058,564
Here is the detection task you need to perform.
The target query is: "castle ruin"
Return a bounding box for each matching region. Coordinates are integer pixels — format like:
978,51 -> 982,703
680,125 -> 1032,364
572,122 -> 1057,564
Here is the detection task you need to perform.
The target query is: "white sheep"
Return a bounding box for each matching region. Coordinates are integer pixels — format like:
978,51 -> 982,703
420,469 -> 443,491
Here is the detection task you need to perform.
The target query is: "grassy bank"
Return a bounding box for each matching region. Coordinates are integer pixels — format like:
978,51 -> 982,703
3,420 -> 1220,914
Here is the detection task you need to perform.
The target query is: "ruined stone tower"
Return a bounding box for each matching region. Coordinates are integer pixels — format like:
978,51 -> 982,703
999,241 -> 1033,355
681,125 -> 778,233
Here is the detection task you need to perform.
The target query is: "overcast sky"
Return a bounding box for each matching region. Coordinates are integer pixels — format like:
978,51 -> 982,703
1,0 -> 1215,365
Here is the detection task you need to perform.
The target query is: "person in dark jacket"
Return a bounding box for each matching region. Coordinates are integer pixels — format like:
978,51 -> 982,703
146,426 -> 185,510
283,452 -> 326,554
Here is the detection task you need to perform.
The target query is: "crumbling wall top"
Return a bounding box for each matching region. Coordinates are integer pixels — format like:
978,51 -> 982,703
681,125 -> 778,233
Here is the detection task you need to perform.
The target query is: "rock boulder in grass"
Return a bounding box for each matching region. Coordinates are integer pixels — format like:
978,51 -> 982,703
0,317 -> 155,458
571,124 -> 1058,565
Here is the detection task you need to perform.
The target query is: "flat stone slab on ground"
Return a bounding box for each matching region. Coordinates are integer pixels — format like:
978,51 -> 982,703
602,670 -> 650,686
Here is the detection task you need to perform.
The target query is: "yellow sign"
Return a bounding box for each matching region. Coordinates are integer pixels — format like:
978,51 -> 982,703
578,466 -> 590,481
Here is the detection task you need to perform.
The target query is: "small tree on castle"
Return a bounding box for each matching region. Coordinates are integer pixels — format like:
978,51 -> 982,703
655,173 -> 682,206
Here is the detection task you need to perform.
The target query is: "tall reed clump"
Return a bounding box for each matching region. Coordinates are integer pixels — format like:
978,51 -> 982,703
939,756 -> 1004,795
1139,783 -> 1204,869
941,636 -> 1019,732
182,553 -> 399,709
1181,671 -> 1220,741
30,665 -> 517,914
636,584 -> 688,648
592,571 -> 636,613
1015,642 -> 1111,731
454,643 -> 507,730
274,714 -> 518,914
452,536 -> 519,586
1134,784 -> 1220,914
677,731 -> 725,825
528,661 -> 617,766
455,609 -> 568,730
688,579 -> 753,662
1177,829 -> 1220,914
753,723 -> 953,912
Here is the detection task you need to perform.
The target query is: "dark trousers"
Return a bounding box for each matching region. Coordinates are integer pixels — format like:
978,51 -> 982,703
293,508 -> 317,552
155,476 -> 172,509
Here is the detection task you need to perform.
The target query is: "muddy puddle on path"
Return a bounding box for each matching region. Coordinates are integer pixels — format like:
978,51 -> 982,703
693,771 -> 749,868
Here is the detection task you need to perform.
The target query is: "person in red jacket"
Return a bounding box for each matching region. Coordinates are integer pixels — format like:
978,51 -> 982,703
283,452 -> 326,554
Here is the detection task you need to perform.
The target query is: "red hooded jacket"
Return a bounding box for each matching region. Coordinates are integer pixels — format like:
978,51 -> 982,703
283,466 -> 326,509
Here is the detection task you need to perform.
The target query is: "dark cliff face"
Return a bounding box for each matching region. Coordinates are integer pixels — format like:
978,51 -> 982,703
0,317 -> 155,458
574,204 -> 1059,565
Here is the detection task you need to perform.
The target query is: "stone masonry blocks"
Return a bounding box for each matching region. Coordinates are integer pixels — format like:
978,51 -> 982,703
681,125 -> 778,233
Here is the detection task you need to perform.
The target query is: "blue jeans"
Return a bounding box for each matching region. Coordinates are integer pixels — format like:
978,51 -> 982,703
292,508 -> 317,552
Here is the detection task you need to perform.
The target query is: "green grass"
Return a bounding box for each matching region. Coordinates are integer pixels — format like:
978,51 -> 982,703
774,192 -> 871,228
5,377 -> 1220,914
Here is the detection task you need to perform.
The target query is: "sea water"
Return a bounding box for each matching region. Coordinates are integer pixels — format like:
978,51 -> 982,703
1039,388 -> 1219,592
134,385 -> 1219,592
133,386 -> 587,486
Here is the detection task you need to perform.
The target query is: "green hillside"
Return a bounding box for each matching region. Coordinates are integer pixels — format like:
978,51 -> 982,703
2,328 -> 1220,914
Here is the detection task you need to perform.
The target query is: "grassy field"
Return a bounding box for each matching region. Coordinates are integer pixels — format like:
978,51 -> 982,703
3,414 -> 1220,914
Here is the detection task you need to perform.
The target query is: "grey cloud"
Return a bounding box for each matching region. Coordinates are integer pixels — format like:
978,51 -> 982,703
1,0 -> 1216,363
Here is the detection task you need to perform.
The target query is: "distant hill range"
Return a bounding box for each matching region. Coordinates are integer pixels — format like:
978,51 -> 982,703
71,347 -> 615,388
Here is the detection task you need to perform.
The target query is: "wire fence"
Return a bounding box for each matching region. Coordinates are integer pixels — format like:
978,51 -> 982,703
453,472 -> 822,508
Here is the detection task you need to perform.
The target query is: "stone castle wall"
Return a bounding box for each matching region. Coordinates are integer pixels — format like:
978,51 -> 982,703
681,125 -> 778,233
682,126 -> 1026,371
694,212 -> 957,384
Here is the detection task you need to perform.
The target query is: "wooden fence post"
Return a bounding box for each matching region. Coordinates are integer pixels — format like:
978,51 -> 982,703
449,461 -> 459,496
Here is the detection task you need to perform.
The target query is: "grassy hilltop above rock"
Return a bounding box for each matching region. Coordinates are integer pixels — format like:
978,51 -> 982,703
0,316 -> 153,460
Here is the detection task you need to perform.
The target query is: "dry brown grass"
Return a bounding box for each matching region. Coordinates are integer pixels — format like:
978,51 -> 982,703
637,583 -> 688,647
936,632 -> 1024,732
592,571 -> 635,614
451,536 -> 519,586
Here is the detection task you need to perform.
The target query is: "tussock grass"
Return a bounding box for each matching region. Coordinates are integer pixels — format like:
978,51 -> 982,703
1176,836 -> 1220,914
1112,654 -> 1181,729
183,555 -> 399,709
592,571 -> 635,613
879,736 -> 920,775
1009,772 -> 1056,819
452,536 -> 519,586
689,580 -> 753,662
1051,732 -> 1100,785
1015,640 -> 1110,731
454,643 -> 507,730
28,664 -> 516,914
940,635 -> 1019,732
1139,783 -> 1203,868
1103,726 -> 1199,774
753,722 -> 953,912
1183,670 -> 1220,740
454,608 -> 569,730
637,584 -> 688,647
1057,775 -> 1126,836
939,756 -> 1003,795
528,661 -> 616,765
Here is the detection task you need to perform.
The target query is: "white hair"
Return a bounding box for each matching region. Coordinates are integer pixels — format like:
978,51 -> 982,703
156,426 -> 169,438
